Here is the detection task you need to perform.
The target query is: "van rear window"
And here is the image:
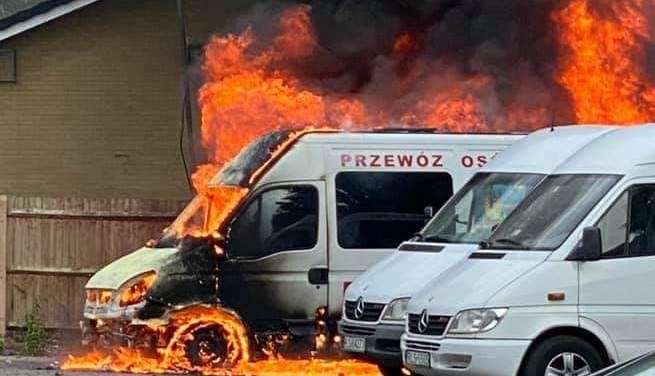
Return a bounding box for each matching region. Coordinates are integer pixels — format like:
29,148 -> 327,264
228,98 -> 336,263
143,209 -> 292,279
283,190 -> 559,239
336,172 -> 453,249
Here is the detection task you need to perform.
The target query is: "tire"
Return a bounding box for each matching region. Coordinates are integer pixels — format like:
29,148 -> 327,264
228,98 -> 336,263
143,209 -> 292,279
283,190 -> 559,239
378,365 -> 403,376
184,324 -> 229,367
521,335 -> 605,376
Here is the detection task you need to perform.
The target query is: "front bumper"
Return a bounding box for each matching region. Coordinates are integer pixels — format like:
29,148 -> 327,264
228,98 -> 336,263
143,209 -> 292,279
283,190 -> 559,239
401,334 -> 531,376
338,320 -> 404,367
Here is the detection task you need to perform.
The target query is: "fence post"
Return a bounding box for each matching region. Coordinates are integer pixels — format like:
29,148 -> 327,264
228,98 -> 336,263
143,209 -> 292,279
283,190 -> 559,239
0,196 -> 7,337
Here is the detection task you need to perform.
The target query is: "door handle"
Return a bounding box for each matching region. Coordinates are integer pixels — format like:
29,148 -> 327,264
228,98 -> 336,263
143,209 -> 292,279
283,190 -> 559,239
308,267 -> 328,285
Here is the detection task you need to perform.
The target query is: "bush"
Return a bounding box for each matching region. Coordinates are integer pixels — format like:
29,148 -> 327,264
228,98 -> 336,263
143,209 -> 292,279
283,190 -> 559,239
21,302 -> 48,356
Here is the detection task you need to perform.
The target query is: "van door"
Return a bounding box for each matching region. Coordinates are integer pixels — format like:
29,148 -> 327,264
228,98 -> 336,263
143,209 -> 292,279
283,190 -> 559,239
219,182 -> 328,330
579,182 -> 655,360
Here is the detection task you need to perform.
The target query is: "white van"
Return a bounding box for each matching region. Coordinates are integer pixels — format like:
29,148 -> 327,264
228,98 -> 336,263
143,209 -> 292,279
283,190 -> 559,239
340,126 -> 612,375
402,124 -> 655,376
82,129 -> 519,364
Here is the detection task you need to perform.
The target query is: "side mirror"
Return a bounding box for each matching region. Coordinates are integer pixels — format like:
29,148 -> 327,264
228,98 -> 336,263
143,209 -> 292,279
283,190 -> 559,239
568,227 -> 602,261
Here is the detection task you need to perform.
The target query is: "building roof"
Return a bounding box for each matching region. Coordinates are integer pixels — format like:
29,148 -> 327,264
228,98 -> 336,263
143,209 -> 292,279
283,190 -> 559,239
0,0 -> 99,42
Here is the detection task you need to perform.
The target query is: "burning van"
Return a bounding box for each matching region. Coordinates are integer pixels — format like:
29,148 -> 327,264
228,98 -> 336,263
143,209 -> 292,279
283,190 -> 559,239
81,129 -> 521,367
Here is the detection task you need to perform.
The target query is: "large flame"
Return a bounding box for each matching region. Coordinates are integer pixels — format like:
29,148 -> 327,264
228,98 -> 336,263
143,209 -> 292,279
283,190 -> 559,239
63,305 -> 379,375
62,306 -> 378,375
553,0 -> 655,123
182,4 -> 550,236
63,352 -> 380,376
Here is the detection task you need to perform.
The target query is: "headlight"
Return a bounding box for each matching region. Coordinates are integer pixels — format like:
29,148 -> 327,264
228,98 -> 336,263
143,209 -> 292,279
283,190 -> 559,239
119,272 -> 157,307
381,298 -> 410,322
86,289 -> 113,305
448,308 -> 508,335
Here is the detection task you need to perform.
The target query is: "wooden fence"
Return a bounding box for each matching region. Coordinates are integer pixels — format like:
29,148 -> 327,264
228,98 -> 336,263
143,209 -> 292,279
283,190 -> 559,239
0,196 -> 187,334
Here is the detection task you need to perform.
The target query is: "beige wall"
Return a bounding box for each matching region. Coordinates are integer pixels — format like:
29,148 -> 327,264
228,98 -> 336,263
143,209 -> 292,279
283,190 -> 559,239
0,0 -> 191,200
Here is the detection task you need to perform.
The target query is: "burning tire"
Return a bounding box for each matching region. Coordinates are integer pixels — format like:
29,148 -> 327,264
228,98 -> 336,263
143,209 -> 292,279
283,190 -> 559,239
161,305 -> 251,371
184,323 -> 230,367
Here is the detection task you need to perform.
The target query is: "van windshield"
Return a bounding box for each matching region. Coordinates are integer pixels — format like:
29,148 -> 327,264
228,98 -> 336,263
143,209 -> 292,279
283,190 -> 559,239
420,173 -> 544,244
486,174 -> 621,251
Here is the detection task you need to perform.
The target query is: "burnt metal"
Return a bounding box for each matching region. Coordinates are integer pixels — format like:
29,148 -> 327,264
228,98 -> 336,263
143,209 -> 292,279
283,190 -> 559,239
217,131 -> 293,187
139,239 -> 220,320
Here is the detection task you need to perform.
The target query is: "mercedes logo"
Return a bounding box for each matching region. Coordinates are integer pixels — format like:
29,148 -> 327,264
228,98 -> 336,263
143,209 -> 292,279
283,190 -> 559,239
418,309 -> 429,334
354,297 -> 365,319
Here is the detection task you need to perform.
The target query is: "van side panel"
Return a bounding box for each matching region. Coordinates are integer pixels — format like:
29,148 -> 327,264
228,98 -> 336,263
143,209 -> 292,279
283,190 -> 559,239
326,142 -> 514,315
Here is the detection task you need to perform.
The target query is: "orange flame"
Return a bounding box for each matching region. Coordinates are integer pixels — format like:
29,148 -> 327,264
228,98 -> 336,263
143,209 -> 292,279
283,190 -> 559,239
553,0 -> 655,124
63,305 -> 379,375
393,32 -> 421,56
187,3 -> 552,239
63,352 -> 381,376
63,305 -> 252,374
119,272 -> 156,307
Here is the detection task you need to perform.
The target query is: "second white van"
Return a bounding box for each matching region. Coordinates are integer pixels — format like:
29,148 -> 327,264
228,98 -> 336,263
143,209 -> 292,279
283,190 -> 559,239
402,124 -> 655,376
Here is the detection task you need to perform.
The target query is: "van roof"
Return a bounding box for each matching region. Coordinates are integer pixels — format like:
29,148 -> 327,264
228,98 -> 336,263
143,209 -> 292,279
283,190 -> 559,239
481,125 -> 616,174
299,130 -> 524,145
555,124 -> 655,175
483,124 -> 655,176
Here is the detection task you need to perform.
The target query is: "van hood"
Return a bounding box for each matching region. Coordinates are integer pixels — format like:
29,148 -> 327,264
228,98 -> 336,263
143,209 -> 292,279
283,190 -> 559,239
86,247 -> 179,290
344,243 -> 478,303
408,250 -> 549,316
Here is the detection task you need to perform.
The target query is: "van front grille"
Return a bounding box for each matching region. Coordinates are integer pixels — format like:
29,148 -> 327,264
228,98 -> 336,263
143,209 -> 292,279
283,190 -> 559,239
340,324 -> 376,336
407,314 -> 450,336
405,339 -> 441,352
344,300 -> 385,322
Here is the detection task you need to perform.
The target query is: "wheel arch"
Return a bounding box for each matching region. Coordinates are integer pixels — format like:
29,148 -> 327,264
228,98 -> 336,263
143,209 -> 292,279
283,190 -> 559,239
516,325 -> 613,375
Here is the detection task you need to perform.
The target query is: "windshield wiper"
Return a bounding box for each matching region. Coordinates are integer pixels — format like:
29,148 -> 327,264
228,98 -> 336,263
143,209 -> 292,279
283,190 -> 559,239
489,238 -> 529,250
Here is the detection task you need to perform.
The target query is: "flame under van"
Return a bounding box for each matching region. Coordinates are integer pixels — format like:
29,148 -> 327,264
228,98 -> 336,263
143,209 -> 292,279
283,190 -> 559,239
82,129 -> 522,366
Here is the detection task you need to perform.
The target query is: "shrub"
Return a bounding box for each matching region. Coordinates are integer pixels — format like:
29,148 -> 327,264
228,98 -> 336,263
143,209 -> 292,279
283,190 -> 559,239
21,302 -> 48,356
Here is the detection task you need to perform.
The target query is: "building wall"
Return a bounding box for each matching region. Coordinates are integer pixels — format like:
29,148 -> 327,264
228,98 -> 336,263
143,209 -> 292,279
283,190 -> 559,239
0,0 -> 191,200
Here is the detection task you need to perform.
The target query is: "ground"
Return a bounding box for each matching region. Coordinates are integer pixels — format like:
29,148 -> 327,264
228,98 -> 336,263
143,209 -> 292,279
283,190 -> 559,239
0,331 -> 130,376
0,356 -> 130,376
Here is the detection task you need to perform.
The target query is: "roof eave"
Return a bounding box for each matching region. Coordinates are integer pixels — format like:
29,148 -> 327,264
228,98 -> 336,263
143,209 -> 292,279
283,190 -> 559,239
0,0 -> 99,43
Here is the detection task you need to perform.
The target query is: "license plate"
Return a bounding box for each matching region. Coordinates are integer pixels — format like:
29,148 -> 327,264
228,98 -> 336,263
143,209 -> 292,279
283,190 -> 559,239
343,336 -> 366,353
84,305 -> 108,315
406,350 -> 431,368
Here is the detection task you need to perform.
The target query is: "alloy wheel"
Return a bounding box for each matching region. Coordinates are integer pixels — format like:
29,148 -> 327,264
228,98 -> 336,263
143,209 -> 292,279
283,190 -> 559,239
545,352 -> 592,376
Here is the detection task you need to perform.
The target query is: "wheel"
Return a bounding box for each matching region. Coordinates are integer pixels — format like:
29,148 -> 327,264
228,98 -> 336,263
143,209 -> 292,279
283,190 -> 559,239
378,365 -> 403,376
161,305 -> 251,371
521,335 -> 604,376
185,324 -> 229,367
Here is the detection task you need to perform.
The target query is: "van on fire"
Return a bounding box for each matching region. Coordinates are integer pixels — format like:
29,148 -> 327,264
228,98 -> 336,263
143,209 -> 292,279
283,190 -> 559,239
81,129 -> 522,366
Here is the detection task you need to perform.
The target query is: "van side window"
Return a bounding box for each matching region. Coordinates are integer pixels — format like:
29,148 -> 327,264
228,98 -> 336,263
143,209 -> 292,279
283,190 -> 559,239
597,192 -> 628,258
227,186 -> 318,259
335,172 -> 453,249
628,186 -> 655,257
596,185 -> 655,258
